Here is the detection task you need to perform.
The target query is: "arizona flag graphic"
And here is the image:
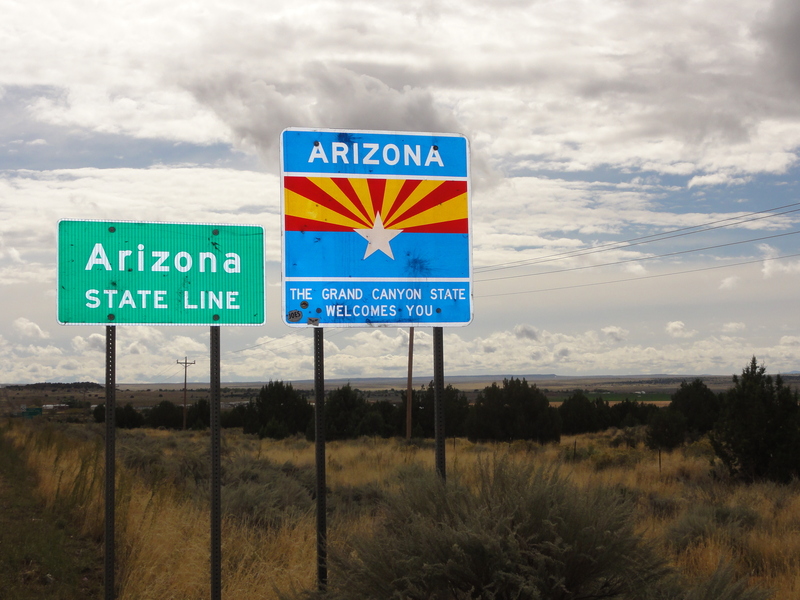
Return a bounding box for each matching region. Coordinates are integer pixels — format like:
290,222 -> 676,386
281,129 -> 472,327
284,176 -> 469,279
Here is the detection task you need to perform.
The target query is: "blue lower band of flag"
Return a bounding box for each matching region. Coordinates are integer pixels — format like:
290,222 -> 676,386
284,231 -> 470,279
284,280 -> 472,326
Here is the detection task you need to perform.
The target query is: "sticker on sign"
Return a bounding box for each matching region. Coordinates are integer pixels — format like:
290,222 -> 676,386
58,220 -> 265,326
281,128 -> 472,328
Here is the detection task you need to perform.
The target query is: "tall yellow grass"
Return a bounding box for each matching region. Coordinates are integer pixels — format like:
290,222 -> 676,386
8,422 -> 800,599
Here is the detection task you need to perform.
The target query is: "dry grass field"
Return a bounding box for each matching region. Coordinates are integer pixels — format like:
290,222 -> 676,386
5,420 -> 800,599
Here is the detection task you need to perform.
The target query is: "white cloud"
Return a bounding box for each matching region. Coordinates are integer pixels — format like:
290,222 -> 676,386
0,168 -> 279,291
623,263 -> 647,275
0,318 -> 797,383
1,0 -> 799,383
28,86 -> 231,146
602,326 -> 629,343
665,321 -> 697,339
513,324 -> 540,341
71,333 -> 106,354
13,317 -> 49,339
3,0 -> 800,180
688,173 -> 752,188
722,322 -> 746,334
760,244 -> 800,278
19,344 -> 63,358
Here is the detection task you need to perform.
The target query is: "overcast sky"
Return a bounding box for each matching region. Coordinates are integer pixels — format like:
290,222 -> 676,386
2,0 -> 800,384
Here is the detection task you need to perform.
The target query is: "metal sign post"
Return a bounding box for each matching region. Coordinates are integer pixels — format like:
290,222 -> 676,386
406,327 -> 414,439
104,325 -> 116,600
433,327 -> 446,480
314,328 -> 327,590
210,326 -> 222,600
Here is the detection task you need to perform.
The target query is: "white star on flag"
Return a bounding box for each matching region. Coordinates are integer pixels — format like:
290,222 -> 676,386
355,213 -> 402,260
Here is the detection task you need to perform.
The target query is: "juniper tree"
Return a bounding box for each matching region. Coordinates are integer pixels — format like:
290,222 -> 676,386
711,357 -> 800,482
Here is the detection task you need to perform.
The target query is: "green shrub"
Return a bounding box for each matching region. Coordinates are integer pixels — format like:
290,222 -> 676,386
292,456 -> 767,600
682,437 -> 716,460
221,456 -> 313,528
118,442 -> 165,486
665,503 -> 760,552
559,443 -> 597,463
328,482 -> 385,517
278,460 -> 316,497
307,458 -> 670,599
222,480 -> 312,528
173,450 -> 210,487
678,562 -> 770,600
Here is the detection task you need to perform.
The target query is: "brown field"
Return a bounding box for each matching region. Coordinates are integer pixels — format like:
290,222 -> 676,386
0,384 -> 257,412
4,419 -> 800,600
2,372 -> 769,415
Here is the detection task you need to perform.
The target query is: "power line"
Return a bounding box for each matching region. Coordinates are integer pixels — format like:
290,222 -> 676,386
150,365 -> 184,386
476,202 -> 800,273
476,251 -> 800,298
475,202 -> 800,274
145,362 -> 183,383
477,229 -> 800,283
208,204 -> 800,357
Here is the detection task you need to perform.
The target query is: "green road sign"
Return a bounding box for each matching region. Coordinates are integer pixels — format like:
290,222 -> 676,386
58,220 -> 265,325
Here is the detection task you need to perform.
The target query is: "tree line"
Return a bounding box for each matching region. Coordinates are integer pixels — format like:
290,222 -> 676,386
97,378 -> 664,443
96,356 -> 800,483
555,357 -> 800,483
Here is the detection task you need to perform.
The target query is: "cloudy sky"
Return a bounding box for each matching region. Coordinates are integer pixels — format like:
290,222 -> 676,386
2,0 -> 800,384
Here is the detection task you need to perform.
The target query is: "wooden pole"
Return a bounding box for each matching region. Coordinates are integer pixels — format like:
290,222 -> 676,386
406,327 -> 414,439
177,356 -> 195,430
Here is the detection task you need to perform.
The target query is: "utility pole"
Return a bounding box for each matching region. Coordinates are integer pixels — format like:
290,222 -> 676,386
406,327 -> 414,439
177,356 -> 195,430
